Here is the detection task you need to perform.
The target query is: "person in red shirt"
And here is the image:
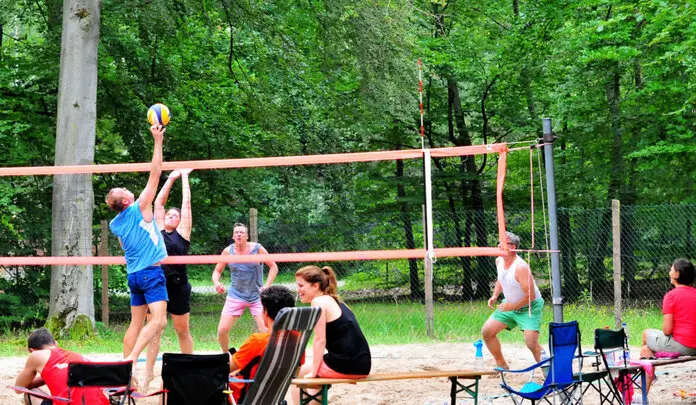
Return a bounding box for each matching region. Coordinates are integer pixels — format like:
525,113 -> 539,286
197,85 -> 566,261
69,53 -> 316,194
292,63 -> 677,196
640,258 -> 696,392
228,285 -> 299,403
14,328 -> 110,405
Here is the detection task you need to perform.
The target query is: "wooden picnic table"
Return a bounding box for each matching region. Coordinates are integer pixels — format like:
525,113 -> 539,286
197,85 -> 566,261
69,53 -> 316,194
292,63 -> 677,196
293,369 -> 497,405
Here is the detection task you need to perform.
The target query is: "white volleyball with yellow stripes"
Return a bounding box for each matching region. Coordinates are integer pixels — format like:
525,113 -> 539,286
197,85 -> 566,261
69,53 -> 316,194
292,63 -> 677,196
147,103 -> 171,126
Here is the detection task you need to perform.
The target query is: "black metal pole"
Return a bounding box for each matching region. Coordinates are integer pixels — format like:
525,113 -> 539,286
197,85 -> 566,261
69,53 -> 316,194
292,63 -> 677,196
543,118 -> 563,322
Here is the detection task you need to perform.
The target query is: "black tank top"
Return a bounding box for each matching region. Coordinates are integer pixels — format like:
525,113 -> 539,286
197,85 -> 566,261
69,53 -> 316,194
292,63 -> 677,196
161,229 -> 190,281
323,302 -> 371,375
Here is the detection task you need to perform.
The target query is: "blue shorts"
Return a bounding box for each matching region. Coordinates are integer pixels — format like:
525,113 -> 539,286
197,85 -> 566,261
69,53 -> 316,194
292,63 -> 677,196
127,266 -> 168,307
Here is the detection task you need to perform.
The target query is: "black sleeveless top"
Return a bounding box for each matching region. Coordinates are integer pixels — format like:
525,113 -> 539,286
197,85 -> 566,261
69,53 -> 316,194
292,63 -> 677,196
161,229 -> 190,282
324,302 -> 371,375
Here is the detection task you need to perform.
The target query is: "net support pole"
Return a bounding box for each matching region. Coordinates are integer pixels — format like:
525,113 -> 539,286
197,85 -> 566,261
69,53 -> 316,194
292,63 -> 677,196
542,118 -> 563,322
423,150 -> 435,338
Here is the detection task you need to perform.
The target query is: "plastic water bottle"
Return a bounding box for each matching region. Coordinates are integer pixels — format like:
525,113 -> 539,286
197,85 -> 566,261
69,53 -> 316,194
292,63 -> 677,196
622,322 -> 631,363
605,351 -> 615,368
473,339 -> 484,370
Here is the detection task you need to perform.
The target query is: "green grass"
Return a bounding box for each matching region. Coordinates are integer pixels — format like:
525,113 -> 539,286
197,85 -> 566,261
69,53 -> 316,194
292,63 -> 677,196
0,301 -> 661,357
349,301 -> 659,347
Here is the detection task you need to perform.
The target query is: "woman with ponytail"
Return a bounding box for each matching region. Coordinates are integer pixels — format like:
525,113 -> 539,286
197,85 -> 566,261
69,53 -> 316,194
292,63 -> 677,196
292,265 -> 371,404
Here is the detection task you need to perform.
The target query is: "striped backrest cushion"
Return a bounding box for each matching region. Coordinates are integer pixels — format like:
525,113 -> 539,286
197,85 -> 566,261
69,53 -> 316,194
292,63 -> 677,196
241,307 -> 321,405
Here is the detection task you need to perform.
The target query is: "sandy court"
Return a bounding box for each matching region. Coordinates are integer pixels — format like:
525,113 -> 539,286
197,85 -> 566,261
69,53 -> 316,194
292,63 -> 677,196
2,342 -> 695,404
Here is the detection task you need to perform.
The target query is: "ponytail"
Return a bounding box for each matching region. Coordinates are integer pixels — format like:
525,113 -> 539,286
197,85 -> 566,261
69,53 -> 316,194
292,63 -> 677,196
296,265 -> 342,302
321,266 -> 340,302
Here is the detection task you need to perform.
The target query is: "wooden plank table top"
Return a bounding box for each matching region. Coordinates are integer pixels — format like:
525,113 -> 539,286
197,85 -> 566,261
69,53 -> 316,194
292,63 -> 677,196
640,356 -> 696,367
292,369 -> 497,387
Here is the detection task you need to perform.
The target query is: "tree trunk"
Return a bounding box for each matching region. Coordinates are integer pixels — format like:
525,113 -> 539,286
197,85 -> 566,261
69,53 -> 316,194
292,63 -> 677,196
513,0 -> 541,135
396,157 -> 421,299
587,209 -> 612,300
620,29 -> 644,296
584,65 -> 626,302
45,0 -> 64,33
49,0 -> 100,337
606,66 -> 623,200
447,77 -> 492,299
558,209 -> 580,300
605,64 -> 639,301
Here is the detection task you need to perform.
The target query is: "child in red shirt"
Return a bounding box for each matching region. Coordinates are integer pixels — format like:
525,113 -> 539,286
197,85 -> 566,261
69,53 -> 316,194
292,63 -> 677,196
14,328 -> 110,405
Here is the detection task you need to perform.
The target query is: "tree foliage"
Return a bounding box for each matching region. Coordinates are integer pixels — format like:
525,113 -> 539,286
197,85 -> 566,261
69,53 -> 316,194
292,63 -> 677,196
1,0 -> 695,318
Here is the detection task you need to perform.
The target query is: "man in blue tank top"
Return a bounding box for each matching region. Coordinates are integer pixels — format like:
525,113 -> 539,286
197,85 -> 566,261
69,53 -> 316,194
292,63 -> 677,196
105,125 -> 169,366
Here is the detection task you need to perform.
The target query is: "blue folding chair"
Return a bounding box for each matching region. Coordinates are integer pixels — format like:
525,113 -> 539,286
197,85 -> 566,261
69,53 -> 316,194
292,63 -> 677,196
498,321 -> 584,405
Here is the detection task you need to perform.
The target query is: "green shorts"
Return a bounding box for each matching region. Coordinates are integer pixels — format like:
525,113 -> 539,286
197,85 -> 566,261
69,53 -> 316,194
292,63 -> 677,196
491,298 -> 544,332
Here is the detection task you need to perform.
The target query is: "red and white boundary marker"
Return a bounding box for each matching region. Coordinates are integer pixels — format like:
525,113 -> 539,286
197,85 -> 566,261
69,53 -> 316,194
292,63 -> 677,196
418,58 -> 425,149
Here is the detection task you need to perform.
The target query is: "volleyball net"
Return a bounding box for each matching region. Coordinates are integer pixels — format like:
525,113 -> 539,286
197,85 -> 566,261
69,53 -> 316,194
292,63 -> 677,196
0,144 -> 510,266
1,143 -> 518,331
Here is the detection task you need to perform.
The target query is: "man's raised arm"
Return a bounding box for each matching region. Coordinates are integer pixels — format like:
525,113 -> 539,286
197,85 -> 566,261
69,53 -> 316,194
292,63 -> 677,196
139,125 -> 165,221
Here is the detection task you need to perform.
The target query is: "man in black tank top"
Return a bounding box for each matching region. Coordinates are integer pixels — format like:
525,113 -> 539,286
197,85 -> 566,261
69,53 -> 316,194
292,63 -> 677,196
143,169 -> 195,389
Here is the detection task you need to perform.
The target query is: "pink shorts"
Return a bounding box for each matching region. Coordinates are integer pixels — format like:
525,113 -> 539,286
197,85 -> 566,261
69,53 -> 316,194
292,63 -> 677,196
221,296 -> 263,317
317,360 -> 368,379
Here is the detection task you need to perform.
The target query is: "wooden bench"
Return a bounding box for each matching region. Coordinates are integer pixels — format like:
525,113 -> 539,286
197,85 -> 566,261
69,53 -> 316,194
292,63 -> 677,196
292,369 -> 497,405
640,355 -> 696,368
623,355 -> 696,405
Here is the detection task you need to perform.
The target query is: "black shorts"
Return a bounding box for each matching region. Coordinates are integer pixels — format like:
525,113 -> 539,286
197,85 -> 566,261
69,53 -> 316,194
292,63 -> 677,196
166,275 -> 192,315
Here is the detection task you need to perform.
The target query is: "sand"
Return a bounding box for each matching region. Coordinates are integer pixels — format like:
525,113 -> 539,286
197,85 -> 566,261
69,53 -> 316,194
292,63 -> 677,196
2,342 -> 695,404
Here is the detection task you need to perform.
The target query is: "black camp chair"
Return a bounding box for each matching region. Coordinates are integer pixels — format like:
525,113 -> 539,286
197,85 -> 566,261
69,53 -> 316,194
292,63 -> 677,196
135,353 -> 231,405
11,360 -> 135,405
577,328 -> 627,404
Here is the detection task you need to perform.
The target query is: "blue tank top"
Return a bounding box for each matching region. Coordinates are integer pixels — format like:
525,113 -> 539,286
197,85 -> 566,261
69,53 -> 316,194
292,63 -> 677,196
109,201 -> 167,274
226,243 -> 264,302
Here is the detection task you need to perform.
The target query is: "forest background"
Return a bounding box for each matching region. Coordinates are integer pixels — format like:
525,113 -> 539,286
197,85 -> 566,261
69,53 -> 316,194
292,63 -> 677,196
1,0 -> 696,341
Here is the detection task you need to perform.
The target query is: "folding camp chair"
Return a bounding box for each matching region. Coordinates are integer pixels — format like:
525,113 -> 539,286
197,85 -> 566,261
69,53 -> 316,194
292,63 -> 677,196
594,327 -> 643,404
11,360 -> 135,405
135,353 -> 231,405
231,306 -> 322,405
498,321 -> 584,405
577,328 -> 627,404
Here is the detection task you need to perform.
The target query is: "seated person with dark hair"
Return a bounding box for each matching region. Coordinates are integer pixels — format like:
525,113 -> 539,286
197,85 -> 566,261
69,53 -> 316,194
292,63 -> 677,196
640,258 -> 696,393
14,328 -> 109,405
228,285 -> 301,403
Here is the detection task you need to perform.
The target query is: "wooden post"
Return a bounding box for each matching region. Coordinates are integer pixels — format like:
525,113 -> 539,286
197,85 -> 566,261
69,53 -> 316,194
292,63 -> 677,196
612,199 -> 622,329
99,220 -> 109,327
249,208 -> 258,242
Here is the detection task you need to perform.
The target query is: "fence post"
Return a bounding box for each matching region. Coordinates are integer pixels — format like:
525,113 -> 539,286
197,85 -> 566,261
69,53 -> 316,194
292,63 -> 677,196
99,220 -> 109,327
612,200 -> 622,329
249,208 -> 258,243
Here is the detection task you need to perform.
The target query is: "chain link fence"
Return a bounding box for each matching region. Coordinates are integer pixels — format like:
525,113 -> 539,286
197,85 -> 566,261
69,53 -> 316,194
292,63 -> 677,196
1,203 -> 695,331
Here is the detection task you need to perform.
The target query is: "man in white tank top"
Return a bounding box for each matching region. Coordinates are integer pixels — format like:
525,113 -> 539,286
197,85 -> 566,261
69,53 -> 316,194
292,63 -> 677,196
481,232 -> 544,370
